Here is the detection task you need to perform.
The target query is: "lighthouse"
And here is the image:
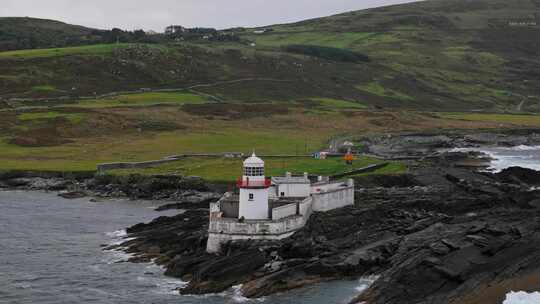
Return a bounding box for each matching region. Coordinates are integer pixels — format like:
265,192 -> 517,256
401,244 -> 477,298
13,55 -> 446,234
237,153 -> 271,220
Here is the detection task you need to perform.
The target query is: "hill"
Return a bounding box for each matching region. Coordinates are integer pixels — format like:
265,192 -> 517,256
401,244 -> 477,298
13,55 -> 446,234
0,17 -> 163,51
1,0 -> 540,176
0,17 -> 97,50
1,0 -> 540,112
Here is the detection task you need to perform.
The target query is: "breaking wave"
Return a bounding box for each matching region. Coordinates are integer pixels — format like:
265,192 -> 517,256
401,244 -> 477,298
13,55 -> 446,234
504,291 -> 540,304
451,145 -> 540,173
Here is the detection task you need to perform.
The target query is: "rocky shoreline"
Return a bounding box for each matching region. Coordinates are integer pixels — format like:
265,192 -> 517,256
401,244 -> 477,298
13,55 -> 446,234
0,171 -> 224,206
2,130 -> 540,303
358,128 -> 540,159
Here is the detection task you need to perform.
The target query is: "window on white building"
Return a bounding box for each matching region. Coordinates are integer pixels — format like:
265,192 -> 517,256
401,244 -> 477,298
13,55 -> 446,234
244,167 -> 264,176
249,193 -> 254,201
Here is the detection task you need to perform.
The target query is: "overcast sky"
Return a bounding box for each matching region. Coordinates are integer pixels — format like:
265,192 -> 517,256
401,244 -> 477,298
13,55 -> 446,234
1,0 -> 419,31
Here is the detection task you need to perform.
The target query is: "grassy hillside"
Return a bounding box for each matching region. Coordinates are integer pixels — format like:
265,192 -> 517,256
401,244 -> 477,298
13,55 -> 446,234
1,0 -> 540,179
0,17 -> 95,51
240,0 -> 540,112
2,0 -> 540,112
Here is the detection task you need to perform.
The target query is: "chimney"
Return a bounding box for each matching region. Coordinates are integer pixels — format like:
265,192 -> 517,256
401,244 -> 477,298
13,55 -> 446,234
318,176 -> 323,182
304,172 -> 308,179
286,172 -> 292,178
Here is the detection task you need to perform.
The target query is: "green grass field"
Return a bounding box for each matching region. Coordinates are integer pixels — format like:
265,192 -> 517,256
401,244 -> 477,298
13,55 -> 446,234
356,82 -> 413,101
32,85 -> 61,92
108,156 -> 405,182
0,125 -> 332,172
0,44 -> 137,59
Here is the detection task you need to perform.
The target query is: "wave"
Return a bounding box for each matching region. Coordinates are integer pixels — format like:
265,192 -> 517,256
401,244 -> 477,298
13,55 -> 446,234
504,291 -> 540,304
451,145 -> 540,173
355,276 -> 378,293
500,145 -> 540,151
106,229 -> 127,238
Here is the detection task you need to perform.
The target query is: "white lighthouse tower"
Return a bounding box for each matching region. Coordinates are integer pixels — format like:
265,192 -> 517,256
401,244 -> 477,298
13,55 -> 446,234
238,153 -> 270,220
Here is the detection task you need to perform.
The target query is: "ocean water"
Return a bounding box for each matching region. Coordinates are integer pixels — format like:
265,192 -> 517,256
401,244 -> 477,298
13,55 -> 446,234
0,190 -> 371,304
453,145 -> 540,172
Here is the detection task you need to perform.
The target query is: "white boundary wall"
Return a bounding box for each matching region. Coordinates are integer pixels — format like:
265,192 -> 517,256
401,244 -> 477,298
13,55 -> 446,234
207,212 -> 308,253
276,183 -> 311,198
272,203 -> 297,220
311,179 -> 354,212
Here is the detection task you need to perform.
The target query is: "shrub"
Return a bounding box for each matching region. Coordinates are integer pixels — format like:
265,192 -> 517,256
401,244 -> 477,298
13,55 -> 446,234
283,44 -> 370,63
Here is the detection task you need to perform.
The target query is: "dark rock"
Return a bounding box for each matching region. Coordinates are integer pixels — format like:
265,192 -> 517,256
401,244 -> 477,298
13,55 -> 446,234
429,242 -> 450,255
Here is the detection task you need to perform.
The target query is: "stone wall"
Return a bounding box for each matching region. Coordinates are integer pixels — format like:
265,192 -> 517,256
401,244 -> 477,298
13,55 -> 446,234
97,159 -> 180,173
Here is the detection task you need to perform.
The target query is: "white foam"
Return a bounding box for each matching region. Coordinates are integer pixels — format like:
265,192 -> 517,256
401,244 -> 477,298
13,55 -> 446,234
503,291 -> 540,304
103,249 -> 135,264
231,285 -> 250,303
107,237 -> 136,247
220,285 -> 264,303
106,229 -> 127,238
503,145 -> 540,151
451,146 -> 540,173
355,276 -> 378,293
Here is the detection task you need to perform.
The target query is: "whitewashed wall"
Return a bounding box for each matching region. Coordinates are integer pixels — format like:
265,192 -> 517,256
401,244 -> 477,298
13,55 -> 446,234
312,186 -> 354,212
207,215 -> 306,253
277,183 -> 311,198
239,188 -> 269,220
299,197 -> 313,217
272,203 -> 297,220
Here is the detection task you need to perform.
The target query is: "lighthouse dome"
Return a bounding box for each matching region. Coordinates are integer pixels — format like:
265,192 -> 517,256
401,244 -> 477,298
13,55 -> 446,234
244,152 -> 264,168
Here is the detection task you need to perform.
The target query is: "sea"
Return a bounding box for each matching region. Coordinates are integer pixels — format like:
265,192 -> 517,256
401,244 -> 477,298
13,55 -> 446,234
453,145 -> 540,172
0,191 -> 372,304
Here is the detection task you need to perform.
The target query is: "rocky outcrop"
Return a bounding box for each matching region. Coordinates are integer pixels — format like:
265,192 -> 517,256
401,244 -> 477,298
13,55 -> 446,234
360,129 -> 540,159
119,156 -> 540,303
0,171 -> 223,203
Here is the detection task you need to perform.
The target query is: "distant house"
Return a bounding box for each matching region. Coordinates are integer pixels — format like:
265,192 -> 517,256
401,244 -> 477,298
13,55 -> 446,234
165,25 -> 186,35
342,141 -> 354,148
313,150 -> 330,159
253,28 -> 274,34
223,152 -> 244,158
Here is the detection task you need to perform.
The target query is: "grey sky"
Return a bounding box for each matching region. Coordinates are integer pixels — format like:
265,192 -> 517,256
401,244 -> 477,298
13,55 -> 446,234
1,0 -> 418,31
